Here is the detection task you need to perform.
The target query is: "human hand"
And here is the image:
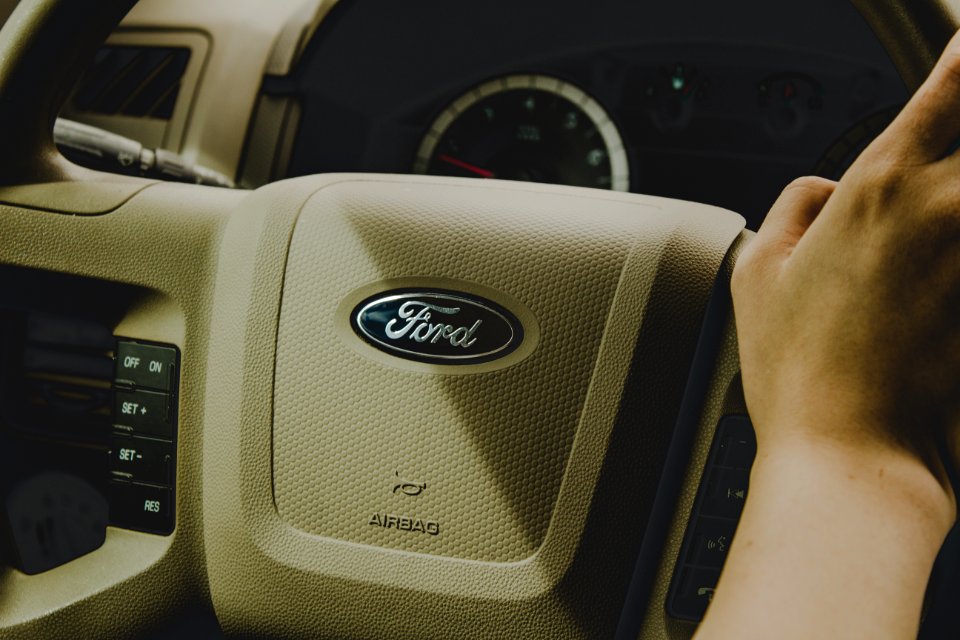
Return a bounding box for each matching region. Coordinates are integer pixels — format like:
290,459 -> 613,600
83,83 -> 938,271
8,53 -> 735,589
695,31 -> 960,640
732,30 -> 960,512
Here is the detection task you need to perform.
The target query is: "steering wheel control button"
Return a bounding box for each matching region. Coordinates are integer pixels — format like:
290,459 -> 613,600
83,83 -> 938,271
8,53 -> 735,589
113,388 -> 172,438
667,567 -> 721,621
689,518 -> 736,568
715,415 -> 757,469
699,467 -> 750,519
107,481 -> 173,534
109,434 -> 173,485
668,415 -> 757,622
115,341 -> 177,392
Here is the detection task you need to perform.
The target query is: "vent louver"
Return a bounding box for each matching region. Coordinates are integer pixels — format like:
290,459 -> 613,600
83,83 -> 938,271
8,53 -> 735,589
71,46 -> 191,120
2,313 -> 115,443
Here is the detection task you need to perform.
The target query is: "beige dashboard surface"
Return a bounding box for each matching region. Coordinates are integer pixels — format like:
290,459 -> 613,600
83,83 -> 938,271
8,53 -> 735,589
115,0 -> 331,178
0,179 -> 246,640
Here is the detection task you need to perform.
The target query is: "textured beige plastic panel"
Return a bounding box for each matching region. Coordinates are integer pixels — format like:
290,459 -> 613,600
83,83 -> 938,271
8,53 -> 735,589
117,0 -> 317,178
203,173 -> 745,638
264,0 -> 339,76
634,238 -> 750,640
61,30 -> 211,153
275,182 -> 673,562
0,180 -> 246,640
0,178 -> 155,215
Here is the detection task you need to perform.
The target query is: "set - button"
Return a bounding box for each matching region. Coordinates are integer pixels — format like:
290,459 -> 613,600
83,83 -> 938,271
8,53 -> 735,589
108,340 -> 179,535
109,433 -> 173,485
667,415 -> 756,622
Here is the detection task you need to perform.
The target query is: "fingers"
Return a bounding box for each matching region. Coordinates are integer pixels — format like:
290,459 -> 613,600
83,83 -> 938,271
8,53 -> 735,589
754,176 -> 837,257
868,29 -> 960,164
733,177 -> 836,294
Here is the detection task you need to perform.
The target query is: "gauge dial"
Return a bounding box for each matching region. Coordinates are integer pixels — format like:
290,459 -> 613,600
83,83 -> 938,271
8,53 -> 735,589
414,75 -> 629,191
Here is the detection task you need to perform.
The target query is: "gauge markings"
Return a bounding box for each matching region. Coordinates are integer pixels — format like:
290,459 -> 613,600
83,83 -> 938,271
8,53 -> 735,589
414,74 -> 629,191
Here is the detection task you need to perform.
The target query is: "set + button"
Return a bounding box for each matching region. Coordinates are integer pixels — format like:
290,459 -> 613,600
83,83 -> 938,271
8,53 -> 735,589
113,388 -> 173,438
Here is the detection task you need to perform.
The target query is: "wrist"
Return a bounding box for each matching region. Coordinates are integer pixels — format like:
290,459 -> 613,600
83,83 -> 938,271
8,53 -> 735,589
698,433 -> 955,640
750,434 -> 956,540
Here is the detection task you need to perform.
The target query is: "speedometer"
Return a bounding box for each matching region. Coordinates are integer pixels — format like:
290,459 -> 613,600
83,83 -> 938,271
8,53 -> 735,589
414,74 -> 630,191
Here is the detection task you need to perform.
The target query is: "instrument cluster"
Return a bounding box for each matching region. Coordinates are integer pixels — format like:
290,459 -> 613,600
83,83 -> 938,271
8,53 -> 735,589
284,0 -> 909,228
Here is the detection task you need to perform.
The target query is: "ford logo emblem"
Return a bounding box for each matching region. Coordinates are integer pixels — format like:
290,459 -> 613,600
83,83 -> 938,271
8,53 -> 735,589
351,289 -> 524,364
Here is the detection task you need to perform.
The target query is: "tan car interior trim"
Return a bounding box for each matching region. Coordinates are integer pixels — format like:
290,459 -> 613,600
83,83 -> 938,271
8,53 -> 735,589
60,29 -> 211,154
201,174 -> 744,637
0,181 -> 246,638
117,0 -> 329,179
0,0 -> 956,638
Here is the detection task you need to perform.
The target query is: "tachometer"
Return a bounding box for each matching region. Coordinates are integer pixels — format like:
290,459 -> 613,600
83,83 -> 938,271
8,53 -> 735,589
414,74 -> 629,191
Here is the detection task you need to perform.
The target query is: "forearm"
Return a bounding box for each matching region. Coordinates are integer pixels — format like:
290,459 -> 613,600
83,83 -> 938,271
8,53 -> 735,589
694,439 -> 954,640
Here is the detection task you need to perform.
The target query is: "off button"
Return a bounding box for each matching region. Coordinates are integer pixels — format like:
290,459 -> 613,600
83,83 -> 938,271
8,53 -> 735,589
116,341 -> 177,392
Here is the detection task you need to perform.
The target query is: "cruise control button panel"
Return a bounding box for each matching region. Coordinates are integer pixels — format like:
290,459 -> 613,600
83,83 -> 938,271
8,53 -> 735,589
108,339 -> 179,535
667,414 -> 756,622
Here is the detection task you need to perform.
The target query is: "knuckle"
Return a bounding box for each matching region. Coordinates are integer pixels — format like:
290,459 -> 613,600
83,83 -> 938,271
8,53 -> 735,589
783,175 -> 832,195
852,161 -> 905,208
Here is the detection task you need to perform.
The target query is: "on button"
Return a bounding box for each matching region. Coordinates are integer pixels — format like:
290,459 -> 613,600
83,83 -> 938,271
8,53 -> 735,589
115,341 -> 177,392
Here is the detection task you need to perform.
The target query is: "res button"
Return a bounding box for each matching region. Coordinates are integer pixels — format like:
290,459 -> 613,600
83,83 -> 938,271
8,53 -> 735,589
108,481 -> 173,535
115,341 -> 177,392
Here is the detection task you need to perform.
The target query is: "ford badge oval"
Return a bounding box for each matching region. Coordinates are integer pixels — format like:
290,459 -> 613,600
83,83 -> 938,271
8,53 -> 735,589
351,290 -> 524,364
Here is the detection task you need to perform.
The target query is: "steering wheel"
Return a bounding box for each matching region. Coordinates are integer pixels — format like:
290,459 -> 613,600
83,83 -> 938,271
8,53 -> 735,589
0,1 -> 954,638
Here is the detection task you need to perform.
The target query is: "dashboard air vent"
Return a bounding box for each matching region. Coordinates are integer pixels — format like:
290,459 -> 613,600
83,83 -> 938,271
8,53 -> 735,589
1,313 -> 115,443
71,46 -> 191,120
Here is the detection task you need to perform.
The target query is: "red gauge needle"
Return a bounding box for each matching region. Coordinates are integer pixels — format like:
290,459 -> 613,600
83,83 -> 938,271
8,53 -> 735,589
438,154 -> 495,178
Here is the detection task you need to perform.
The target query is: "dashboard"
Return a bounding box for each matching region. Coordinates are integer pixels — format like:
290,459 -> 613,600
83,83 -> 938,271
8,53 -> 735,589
276,0 -> 909,229
5,0 -> 955,638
